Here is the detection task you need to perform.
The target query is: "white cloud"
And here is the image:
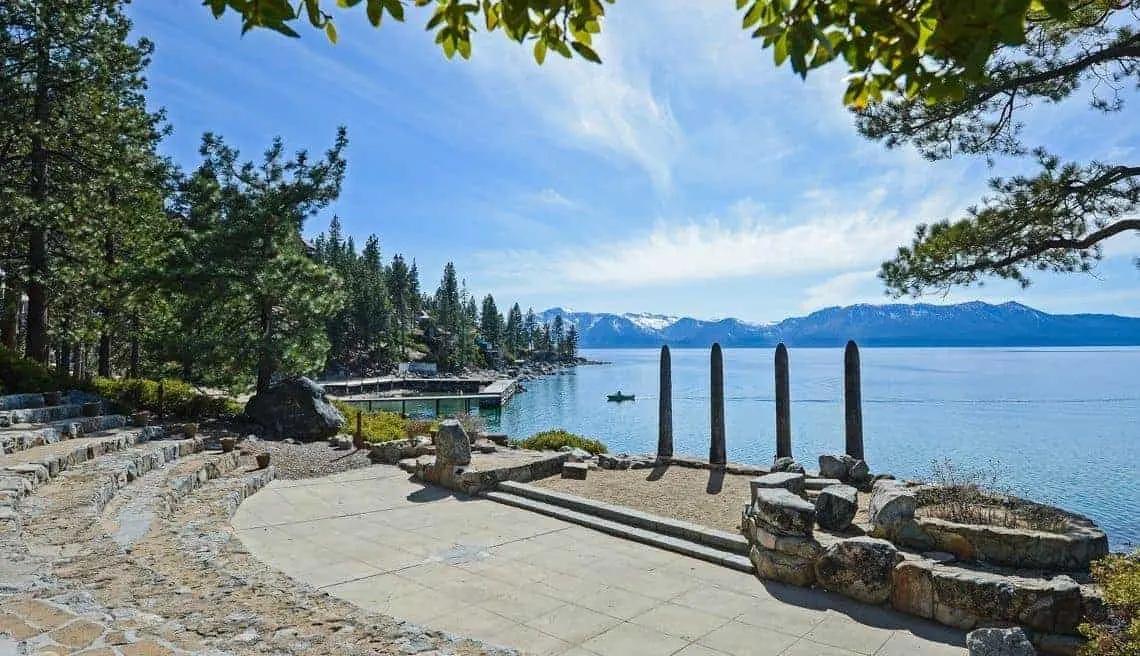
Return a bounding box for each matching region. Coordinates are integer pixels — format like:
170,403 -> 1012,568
474,202 -> 915,294
801,270 -> 883,311
529,188 -> 576,208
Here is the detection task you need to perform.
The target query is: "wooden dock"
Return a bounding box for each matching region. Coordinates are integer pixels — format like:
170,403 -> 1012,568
319,376 -> 520,416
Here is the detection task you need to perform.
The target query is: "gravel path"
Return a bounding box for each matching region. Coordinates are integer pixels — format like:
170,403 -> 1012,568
533,465 -> 755,532
241,439 -> 373,480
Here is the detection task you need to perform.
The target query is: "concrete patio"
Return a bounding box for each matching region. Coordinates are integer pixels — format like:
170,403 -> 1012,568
233,465 -> 968,656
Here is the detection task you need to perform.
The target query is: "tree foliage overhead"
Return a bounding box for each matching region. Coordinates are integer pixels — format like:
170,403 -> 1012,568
204,0 -> 610,63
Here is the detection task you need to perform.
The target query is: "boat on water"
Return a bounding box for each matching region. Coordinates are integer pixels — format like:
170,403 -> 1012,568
606,391 -> 635,402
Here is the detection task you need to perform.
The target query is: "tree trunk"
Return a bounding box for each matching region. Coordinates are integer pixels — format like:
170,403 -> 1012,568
255,216 -> 277,393
128,315 -> 140,378
25,30 -> 51,364
59,342 -> 71,376
0,279 -> 21,350
98,231 -> 115,377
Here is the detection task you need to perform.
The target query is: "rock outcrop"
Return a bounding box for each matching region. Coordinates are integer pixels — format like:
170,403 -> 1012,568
243,377 -> 344,441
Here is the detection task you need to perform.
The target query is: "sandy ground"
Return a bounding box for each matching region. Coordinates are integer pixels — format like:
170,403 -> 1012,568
242,438 -> 373,479
533,465 -> 755,533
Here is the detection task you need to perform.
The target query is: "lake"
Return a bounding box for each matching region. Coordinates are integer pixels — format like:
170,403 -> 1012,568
489,347 -> 1140,552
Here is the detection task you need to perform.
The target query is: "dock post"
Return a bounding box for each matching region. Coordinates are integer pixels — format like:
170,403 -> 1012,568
775,343 -> 791,459
710,343 -> 726,466
844,340 -> 864,460
658,345 -> 673,459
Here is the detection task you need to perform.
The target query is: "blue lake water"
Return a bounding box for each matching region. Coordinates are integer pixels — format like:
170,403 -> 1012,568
489,347 -> 1140,552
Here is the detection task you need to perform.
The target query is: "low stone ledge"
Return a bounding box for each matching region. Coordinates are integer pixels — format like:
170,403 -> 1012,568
597,452 -> 769,475
405,450 -> 569,495
750,472 -> 806,499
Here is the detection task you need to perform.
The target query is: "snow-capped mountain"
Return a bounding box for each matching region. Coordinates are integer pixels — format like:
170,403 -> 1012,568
540,302 -> 1140,347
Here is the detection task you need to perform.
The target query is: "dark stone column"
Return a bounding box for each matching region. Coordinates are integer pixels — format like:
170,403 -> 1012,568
775,343 -> 791,459
709,343 -> 726,465
844,340 -> 864,460
657,345 -> 673,459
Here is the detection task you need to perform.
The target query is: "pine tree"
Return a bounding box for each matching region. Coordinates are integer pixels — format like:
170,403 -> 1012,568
504,303 -> 523,357
479,294 -> 502,349
1,0 -> 167,365
173,129 -> 348,391
551,315 -> 565,356
564,323 -> 579,361
524,308 -> 539,353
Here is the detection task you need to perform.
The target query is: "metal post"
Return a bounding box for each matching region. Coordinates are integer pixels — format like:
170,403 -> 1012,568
775,343 -> 791,459
844,340 -> 865,460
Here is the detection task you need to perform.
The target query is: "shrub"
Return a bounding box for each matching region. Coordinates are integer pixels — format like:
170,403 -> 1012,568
452,411 -> 486,437
332,400 -> 408,443
917,458 -> 1069,533
514,429 -> 607,455
0,347 -> 67,393
90,377 -> 241,419
1081,551 -> 1140,656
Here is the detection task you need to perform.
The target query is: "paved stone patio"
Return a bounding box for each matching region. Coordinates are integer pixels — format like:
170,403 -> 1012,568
234,465 -> 968,656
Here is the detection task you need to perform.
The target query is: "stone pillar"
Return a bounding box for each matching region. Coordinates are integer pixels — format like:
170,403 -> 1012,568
775,343 -> 791,459
709,343 -> 726,465
844,340 -> 864,460
657,345 -> 673,459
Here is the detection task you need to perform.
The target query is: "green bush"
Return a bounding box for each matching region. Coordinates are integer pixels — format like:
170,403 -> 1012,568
1081,551 -> 1140,656
332,400 -> 408,443
90,377 -> 241,419
514,429 -> 607,455
0,347 -> 67,394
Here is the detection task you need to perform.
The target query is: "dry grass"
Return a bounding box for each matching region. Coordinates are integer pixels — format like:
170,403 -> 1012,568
532,466 -> 754,532
917,458 -> 1070,533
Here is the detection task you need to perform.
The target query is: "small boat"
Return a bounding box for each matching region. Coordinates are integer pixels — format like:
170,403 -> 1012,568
606,391 -> 635,402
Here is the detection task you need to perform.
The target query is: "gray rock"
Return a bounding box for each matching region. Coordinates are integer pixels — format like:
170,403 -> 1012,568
750,545 -> 815,586
243,376 -> 344,441
815,537 -> 902,605
772,456 -> 805,474
435,420 -> 472,466
849,459 -> 871,483
819,454 -> 849,480
868,479 -> 916,532
815,484 -> 858,531
752,487 -> 815,537
562,462 -> 589,479
966,627 -> 1036,656
750,472 -> 806,501
804,477 -> 843,491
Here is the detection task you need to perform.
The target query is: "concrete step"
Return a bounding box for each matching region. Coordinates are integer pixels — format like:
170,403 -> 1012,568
483,490 -> 755,574
495,480 -> 750,555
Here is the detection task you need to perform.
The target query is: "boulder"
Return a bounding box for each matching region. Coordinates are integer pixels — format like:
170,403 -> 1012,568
815,484 -> 858,531
868,479 -> 916,533
815,537 -> 902,605
243,376 -> 344,442
434,420 -> 471,466
965,628 -> 1036,656
819,454 -> 849,480
750,545 -> 815,587
772,456 -> 805,474
849,459 -> 872,484
750,472 -> 806,500
752,487 -> 815,537
559,446 -> 594,462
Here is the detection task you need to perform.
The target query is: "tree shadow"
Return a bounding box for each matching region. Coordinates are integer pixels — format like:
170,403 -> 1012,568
706,468 -> 725,494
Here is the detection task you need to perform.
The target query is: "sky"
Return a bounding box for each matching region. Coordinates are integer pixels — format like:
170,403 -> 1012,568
128,1 -> 1140,322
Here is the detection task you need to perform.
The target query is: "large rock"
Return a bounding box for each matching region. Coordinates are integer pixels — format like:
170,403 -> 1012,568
750,472 -> 806,500
819,454 -> 850,479
750,545 -> 816,587
815,484 -> 858,531
848,459 -> 871,484
752,487 -> 815,537
434,419 -> 471,466
244,377 -> 344,441
815,537 -> 902,605
966,628 -> 1036,656
772,456 -> 805,474
868,479 -> 916,534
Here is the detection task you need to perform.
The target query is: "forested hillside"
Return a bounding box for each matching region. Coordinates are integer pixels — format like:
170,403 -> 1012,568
0,0 -> 575,393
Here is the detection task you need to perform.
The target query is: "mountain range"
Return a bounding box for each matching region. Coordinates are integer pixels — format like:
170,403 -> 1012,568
539,302 -> 1140,348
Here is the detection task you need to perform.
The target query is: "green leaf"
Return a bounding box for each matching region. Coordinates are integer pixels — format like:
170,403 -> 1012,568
571,41 -> 601,63
533,38 -> 547,64
325,21 -> 338,43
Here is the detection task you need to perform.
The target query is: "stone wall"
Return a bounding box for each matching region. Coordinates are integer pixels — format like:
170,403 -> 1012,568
741,477 -> 1102,655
